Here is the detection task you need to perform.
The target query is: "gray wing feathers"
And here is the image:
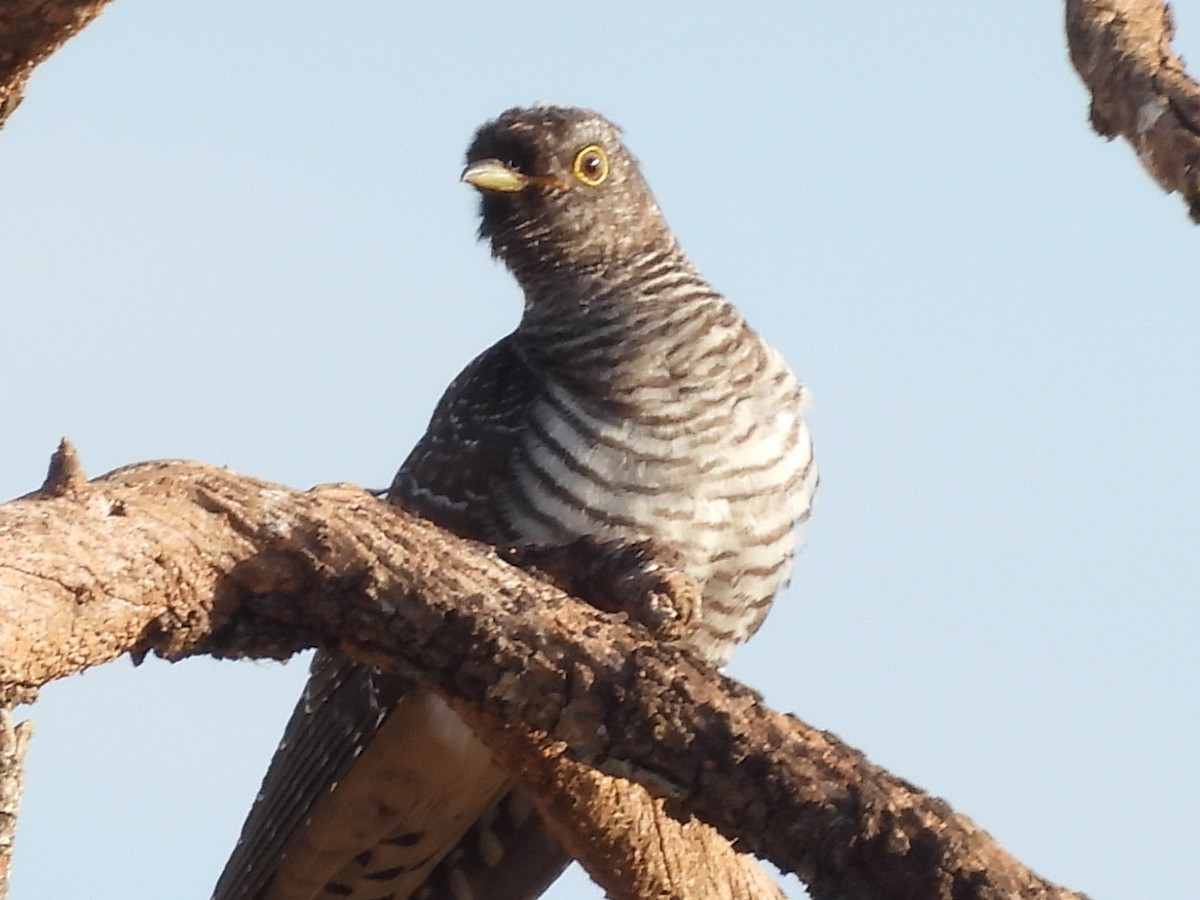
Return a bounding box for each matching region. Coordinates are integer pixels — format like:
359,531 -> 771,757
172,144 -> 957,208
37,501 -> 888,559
216,338 -> 572,900
414,790 -> 570,900
389,336 -> 537,544
212,652 -> 407,900
388,339 -> 576,899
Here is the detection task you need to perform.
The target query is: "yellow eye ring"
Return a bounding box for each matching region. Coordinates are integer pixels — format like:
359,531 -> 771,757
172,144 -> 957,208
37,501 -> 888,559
571,145 -> 609,186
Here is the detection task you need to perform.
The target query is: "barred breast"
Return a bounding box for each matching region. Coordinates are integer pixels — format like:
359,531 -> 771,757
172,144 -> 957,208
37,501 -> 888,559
494,288 -> 815,664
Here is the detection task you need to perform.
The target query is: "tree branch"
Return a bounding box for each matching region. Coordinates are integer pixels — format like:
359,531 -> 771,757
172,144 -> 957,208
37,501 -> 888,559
0,710 -> 31,900
1066,0 -> 1200,220
0,445 -> 1087,900
450,704 -> 787,900
0,0 -> 115,129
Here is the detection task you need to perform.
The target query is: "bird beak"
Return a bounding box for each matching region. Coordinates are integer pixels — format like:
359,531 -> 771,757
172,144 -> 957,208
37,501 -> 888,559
461,159 -> 530,193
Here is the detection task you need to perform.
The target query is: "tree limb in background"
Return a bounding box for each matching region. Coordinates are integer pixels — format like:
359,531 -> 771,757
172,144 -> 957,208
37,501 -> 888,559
1066,0 -> 1200,221
0,443 -> 1088,900
0,1 -> 114,129
0,711 -> 32,900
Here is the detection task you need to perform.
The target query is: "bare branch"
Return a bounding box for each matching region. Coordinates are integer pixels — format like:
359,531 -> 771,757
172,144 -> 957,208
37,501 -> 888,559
0,710 -> 31,900
1066,0 -> 1200,220
0,454 -> 1087,899
0,1 -> 115,129
451,703 -> 787,900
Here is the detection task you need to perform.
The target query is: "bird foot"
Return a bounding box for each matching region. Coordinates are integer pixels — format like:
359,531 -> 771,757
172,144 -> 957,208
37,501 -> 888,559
498,538 -> 701,644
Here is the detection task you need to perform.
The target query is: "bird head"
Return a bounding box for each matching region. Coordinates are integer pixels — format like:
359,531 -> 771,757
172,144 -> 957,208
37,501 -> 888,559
462,105 -> 672,288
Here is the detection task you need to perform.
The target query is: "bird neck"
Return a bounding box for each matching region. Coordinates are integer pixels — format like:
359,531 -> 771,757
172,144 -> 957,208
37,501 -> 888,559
511,243 -> 747,406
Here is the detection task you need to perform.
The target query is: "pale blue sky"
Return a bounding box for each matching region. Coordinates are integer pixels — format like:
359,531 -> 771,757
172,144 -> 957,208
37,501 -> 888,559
2,3 -> 1197,898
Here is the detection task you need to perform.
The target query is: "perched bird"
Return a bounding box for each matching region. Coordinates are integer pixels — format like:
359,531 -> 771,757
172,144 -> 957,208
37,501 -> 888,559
213,105 -> 817,900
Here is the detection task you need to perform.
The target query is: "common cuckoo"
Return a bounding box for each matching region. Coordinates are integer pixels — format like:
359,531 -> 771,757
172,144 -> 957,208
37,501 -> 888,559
213,105 -> 818,900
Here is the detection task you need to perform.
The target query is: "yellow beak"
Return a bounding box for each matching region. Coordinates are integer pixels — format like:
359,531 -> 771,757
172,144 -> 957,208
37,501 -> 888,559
461,159 -> 530,193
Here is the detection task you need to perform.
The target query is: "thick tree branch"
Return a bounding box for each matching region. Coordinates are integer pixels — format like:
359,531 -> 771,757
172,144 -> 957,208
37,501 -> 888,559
451,703 -> 787,900
0,446 -> 1087,900
1066,0 -> 1200,220
0,0 -> 114,129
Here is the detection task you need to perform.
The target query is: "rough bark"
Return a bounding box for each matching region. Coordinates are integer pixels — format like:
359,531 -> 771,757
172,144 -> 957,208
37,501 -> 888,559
0,0 -> 114,129
453,704 -> 787,900
0,711 -> 31,900
1066,0 -> 1200,220
0,444 -> 1088,900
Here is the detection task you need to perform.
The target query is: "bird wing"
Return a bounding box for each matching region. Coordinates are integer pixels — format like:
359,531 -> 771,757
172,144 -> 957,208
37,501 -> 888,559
211,652 -> 398,899
214,338 -> 569,900
389,334 -> 537,544
392,336 -> 578,899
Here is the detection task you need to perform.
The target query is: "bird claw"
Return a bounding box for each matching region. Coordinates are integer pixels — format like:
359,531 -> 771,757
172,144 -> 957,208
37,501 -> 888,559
498,537 -> 701,644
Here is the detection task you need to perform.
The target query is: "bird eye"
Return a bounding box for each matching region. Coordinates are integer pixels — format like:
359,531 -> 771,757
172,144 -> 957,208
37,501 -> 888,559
571,145 -> 609,187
